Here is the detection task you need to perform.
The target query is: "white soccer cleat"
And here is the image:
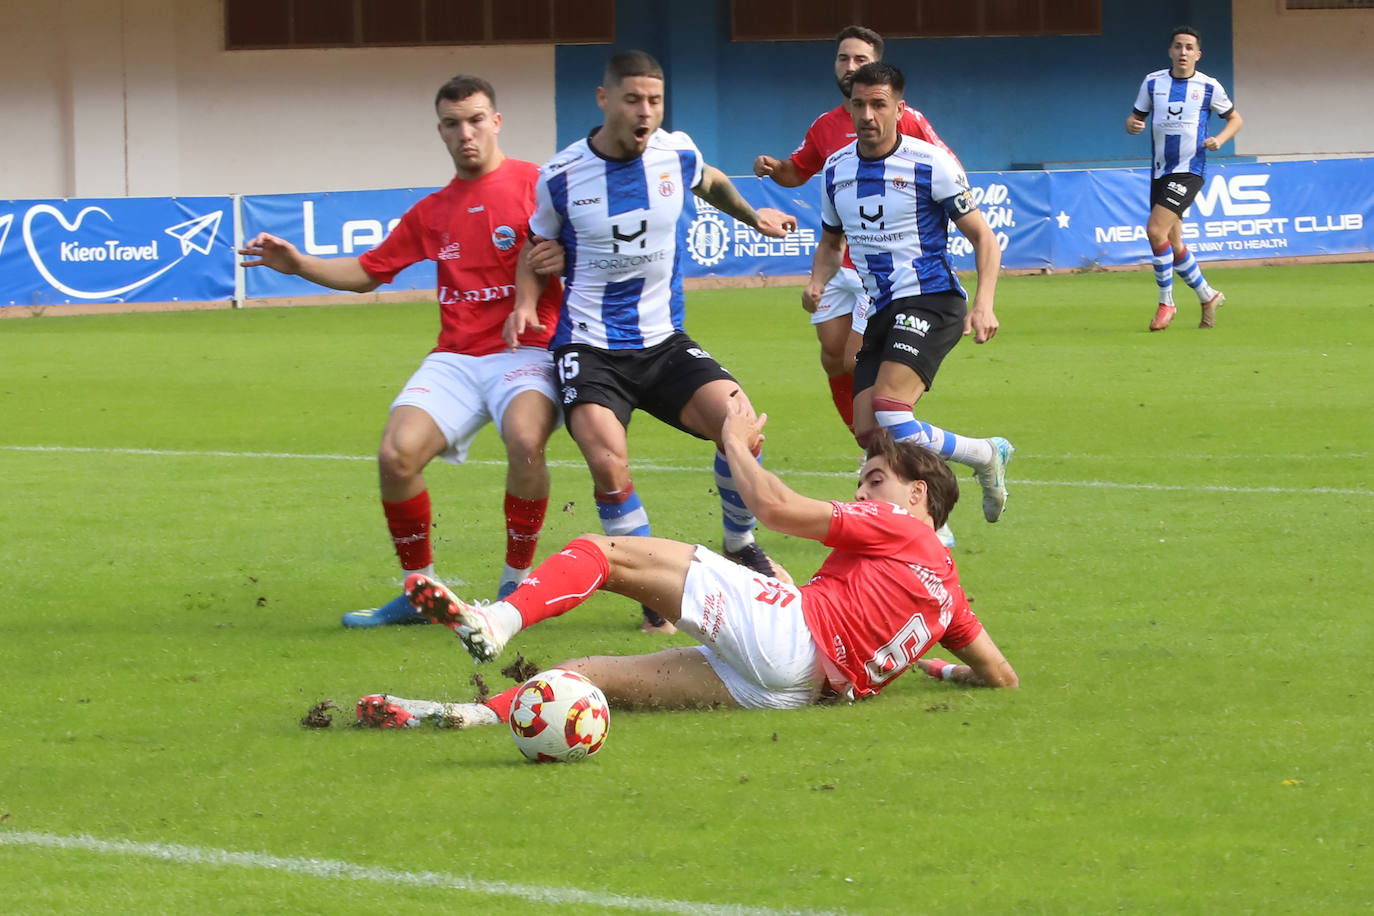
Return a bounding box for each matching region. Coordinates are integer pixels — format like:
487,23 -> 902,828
405,573 -> 510,663
1199,290 -> 1224,329
974,437 -> 1015,523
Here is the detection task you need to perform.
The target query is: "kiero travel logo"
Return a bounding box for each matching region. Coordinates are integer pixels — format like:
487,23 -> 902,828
2,202 -> 224,301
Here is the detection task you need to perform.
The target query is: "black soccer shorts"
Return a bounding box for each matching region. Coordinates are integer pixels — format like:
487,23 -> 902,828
853,293 -> 967,395
552,333 -> 737,438
1151,173 -> 1205,215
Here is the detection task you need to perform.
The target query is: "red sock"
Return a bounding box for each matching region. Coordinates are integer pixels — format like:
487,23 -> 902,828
382,491 -> 431,571
505,536 -> 609,628
828,373 -> 855,432
484,686 -> 517,723
504,492 -> 547,569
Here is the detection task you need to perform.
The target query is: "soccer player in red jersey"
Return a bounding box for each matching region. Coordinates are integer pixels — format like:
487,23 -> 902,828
753,26 -> 953,439
240,75 -> 565,627
356,395 -> 1017,730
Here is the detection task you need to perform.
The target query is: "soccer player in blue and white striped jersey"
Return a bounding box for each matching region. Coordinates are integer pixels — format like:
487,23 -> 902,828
807,62 -> 1014,531
1127,26 -> 1243,330
509,51 -> 798,632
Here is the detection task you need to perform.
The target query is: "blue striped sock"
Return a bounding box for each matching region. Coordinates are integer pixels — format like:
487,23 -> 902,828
871,397 -> 993,468
1152,243 -> 1174,304
714,450 -> 758,550
1173,245 -> 1214,299
595,484 -> 651,537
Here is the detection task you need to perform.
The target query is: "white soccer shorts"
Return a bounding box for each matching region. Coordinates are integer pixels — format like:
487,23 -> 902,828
811,266 -> 869,327
678,545 -> 826,710
390,348 -> 560,465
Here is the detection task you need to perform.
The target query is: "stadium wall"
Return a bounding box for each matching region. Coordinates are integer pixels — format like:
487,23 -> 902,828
3,1 -> 1371,200
0,0 -> 557,200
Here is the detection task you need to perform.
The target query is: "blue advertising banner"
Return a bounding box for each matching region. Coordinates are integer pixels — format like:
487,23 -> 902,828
1050,159 -> 1374,269
7,159 -> 1363,308
678,172 -> 1054,279
240,189 -> 440,298
0,196 -> 233,306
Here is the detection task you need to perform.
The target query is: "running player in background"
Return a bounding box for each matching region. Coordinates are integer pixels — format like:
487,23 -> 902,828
753,26 -> 953,438
1126,25 -> 1242,331
355,401 -> 1017,730
506,50 -> 798,634
240,75 -> 564,626
807,62 -> 1014,529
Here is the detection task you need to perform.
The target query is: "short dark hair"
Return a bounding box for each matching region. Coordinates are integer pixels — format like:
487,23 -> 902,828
435,74 -> 495,109
863,429 -> 960,530
849,61 -> 904,99
835,25 -> 884,60
1170,25 -> 1202,47
604,50 -> 664,88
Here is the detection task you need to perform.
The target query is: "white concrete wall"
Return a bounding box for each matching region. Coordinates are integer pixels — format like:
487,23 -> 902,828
1233,0 -> 1374,158
0,0 -> 558,199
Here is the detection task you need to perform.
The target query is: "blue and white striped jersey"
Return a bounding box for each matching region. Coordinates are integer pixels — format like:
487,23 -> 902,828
819,136 -> 972,314
1133,69 -> 1235,179
529,129 -> 704,350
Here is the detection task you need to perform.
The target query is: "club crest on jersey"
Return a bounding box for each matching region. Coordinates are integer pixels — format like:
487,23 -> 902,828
892,175 -> 907,190
658,172 -> 675,197
491,225 -> 517,251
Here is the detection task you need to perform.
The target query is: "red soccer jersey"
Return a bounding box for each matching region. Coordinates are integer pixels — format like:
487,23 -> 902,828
358,158 -> 561,357
800,500 -> 983,698
788,103 -> 954,182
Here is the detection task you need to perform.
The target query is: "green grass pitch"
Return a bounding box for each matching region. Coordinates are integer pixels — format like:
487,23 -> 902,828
1,263 -> 1371,914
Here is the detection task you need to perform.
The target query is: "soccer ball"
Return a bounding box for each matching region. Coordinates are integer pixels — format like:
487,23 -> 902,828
509,668 -> 610,763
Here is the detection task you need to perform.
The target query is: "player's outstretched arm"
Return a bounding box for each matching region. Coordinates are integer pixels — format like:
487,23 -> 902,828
720,397 -> 833,542
694,165 -> 798,238
918,631 -> 1018,688
238,232 -> 380,292
505,236 -> 549,349
753,154 -> 806,188
952,209 -> 1001,343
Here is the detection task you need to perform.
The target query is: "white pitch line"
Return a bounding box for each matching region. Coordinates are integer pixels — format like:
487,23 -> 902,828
0,830 -> 860,916
2,444 -> 1370,497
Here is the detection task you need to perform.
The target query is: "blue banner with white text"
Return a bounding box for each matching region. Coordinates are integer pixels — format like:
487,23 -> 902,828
3,159 -> 1368,308
0,196 -> 233,306
239,188 -> 440,298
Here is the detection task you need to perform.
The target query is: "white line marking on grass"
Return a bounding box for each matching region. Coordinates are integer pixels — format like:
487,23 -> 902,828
3,444 -> 1370,497
0,830 -> 860,916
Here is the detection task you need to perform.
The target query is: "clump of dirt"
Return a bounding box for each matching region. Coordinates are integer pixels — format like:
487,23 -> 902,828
300,699 -> 338,728
469,672 -> 490,703
501,654 -> 540,683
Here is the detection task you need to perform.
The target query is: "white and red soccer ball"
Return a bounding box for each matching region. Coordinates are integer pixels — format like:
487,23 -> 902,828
509,668 -> 610,763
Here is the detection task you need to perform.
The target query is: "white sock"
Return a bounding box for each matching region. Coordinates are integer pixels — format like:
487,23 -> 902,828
439,702 -> 500,728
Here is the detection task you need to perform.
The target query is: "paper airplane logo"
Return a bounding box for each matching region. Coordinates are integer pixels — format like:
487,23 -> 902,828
164,211 -> 222,256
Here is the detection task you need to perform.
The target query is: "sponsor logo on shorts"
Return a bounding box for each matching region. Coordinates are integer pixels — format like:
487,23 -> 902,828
686,346 -> 712,359
893,341 -> 921,357
491,225 -> 517,251
404,386 -> 431,394
572,197 -> 601,206
894,312 -> 931,335
701,591 -> 726,642
562,386 -> 578,404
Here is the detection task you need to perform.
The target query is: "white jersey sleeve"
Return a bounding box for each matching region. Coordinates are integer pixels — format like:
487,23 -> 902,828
1133,76 -> 1153,114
